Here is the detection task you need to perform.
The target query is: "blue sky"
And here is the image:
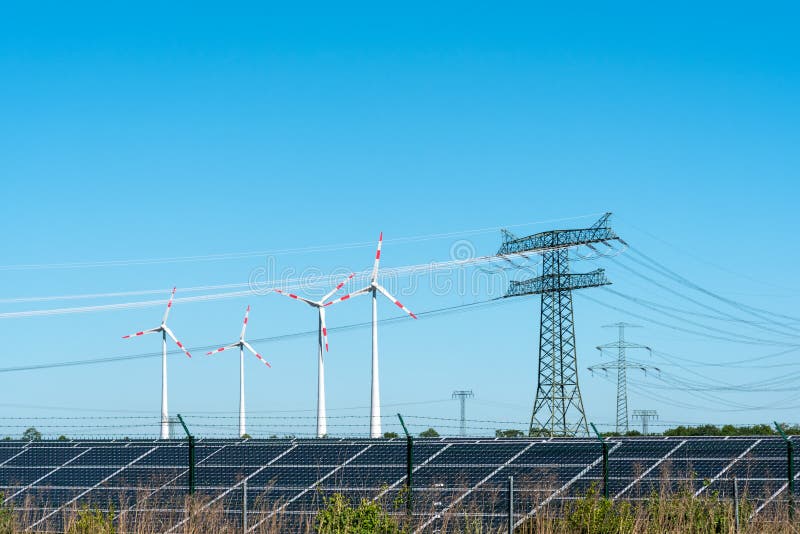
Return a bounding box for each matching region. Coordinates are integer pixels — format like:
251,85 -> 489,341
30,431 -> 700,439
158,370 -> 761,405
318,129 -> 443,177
0,2 -> 798,437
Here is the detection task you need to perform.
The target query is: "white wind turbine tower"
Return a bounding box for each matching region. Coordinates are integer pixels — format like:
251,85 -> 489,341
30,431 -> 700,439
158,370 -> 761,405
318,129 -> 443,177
325,233 -> 417,438
122,287 -> 192,440
274,273 -> 354,438
206,305 -> 271,438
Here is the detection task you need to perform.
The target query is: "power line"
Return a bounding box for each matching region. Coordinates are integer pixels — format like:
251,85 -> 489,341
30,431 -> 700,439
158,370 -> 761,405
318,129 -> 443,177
0,213 -> 605,272
0,244 -> 569,320
651,347 -> 800,369
614,218 -> 800,294
626,246 -> 800,326
610,257 -> 800,340
604,375 -> 767,413
601,287 -> 798,346
577,295 -> 800,397
577,292 -> 787,346
604,288 -> 789,329
0,282 -> 254,305
0,298 -> 506,374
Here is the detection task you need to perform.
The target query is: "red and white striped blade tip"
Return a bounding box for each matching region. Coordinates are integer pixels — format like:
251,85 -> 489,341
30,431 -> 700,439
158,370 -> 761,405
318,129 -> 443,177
255,354 -> 272,367
162,286 -> 177,323
122,332 -> 145,339
242,305 -> 251,325
324,293 -> 349,307
376,285 -> 417,319
332,273 -> 355,291
324,286 -> 371,307
394,300 -> 418,319
321,272 -> 355,302
275,289 -> 312,303
165,327 -> 192,357
371,232 -> 383,281
122,328 -> 158,339
244,342 -> 271,367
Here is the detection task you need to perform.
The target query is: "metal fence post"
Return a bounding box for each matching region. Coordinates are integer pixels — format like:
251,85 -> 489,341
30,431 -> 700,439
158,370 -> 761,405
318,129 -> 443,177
733,476 -> 740,533
508,475 -> 514,534
398,414 -> 413,516
177,414 -> 195,495
775,421 -> 794,520
590,423 -> 609,499
242,479 -> 248,533
188,436 -> 195,495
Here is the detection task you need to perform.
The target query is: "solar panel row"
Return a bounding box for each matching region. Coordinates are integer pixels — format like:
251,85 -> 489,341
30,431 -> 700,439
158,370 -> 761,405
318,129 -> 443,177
0,436 -> 795,532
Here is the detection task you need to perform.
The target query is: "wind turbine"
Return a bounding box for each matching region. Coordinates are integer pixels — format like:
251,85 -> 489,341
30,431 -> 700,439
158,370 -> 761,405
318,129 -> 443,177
274,273 -> 353,438
122,287 -> 192,440
325,233 -> 417,438
206,305 -> 271,438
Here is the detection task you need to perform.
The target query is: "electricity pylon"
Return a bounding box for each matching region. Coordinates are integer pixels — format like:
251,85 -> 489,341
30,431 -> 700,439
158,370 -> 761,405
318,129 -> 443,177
632,409 -> 658,435
452,390 -> 474,437
501,213 -> 623,437
588,323 -> 659,434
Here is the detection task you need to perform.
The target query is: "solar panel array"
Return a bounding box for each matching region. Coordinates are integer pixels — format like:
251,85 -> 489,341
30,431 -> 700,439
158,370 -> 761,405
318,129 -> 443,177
0,436 -> 795,532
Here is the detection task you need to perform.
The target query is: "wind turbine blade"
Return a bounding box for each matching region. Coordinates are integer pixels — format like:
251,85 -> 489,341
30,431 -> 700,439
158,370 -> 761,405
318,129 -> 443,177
375,284 -> 418,319
371,232 -> 383,282
161,287 -> 177,324
320,306 -> 329,352
240,305 -> 251,339
321,273 -> 355,302
273,289 -> 315,306
323,286 -> 371,307
163,326 -> 192,358
206,343 -> 240,356
122,327 -> 160,339
242,341 -> 271,367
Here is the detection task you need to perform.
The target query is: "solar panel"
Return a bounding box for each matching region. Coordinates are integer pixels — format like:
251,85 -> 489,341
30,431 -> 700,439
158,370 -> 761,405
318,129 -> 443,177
0,436 -> 796,531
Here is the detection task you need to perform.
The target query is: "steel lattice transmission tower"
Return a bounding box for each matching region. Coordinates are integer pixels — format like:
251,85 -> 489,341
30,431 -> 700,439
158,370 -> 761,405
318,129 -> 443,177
500,213 -> 623,437
588,323 -> 659,434
632,409 -> 658,435
452,390 -> 474,437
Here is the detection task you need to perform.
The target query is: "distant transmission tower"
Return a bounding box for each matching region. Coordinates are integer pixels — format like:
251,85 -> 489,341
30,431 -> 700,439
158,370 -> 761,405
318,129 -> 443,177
452,390 -> 474,437
501,213 -> 623,437
632,410 -> 658,435
588,323 -> 659,434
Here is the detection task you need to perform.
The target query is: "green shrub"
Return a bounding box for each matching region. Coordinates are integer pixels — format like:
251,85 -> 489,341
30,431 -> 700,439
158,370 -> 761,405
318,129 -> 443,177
560,484 -> 635,534
0,494 -> 16,534
21,427 -> 41,441
495,429 -> 525,438
68,504 -> 115,534
315,493 -> 402,533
